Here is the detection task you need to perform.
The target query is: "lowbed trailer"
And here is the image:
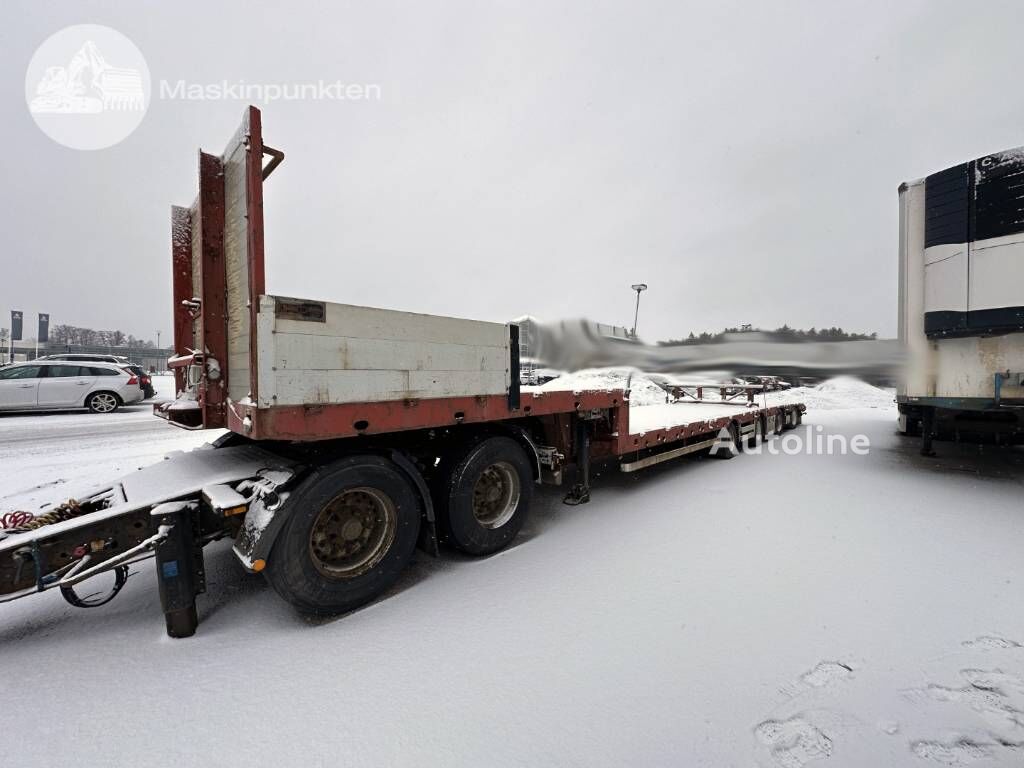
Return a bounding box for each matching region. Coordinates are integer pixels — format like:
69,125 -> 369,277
0,107 -> 805,637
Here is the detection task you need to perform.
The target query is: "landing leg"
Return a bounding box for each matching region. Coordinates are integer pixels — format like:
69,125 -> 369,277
564,417 -> 591,505
152,502 -> 205,638
920,407 -> 937,457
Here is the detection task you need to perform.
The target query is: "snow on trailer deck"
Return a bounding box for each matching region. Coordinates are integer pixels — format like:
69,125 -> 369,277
627,399 -> 757,434
529,369 -> 800,457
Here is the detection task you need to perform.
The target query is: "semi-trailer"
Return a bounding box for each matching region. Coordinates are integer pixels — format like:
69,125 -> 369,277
897,147 -> 1024,453
0,108 -> 804,637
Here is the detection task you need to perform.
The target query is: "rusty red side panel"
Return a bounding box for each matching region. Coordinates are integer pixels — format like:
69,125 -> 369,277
228,389 -> 628,442
170,205 -> 193,393
163,106 -> 277,431
243,106 -> 267,404
197,151 -> 228,428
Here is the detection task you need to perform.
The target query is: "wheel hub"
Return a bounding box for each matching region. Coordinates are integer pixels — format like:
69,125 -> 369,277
309,488 -> 397,579
471,462 -> 521,530
341,519 -> 363,541
93,394 -> 116,412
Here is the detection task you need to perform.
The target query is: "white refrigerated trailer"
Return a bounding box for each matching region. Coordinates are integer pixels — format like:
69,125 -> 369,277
897,147 -> 1024,451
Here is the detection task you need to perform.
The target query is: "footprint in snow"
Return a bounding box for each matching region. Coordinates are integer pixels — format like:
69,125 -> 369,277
801,661 -> 854,688
912,739 -> 991,765
776,660 -> 854,702
755,716 -> 833,768
904,667 -> 1024,734
962,635 -> 1022,651
960,668 -> 1024,694
918,682 -> 1024,729
756,661 -> 852,765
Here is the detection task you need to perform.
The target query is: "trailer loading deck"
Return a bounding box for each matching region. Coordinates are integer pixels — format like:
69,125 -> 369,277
0,107 -> 804,637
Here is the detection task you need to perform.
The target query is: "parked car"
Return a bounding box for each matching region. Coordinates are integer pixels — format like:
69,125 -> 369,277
125,364 -> 155,399
40,354 -> 153,399
39,353 -> 131,365
0,361 -> 144,413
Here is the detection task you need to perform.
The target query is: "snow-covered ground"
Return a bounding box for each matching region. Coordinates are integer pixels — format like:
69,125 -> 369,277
0,375 -> 222,512
3,377 -> 1024,767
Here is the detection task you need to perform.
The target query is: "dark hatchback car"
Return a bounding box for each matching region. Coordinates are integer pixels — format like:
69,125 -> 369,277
126,364 -> 155,399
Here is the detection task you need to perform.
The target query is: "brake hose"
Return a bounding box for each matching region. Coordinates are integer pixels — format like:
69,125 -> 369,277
60,565 -> 130,608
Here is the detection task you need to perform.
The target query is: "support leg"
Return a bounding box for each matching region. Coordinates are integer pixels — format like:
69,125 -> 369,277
920,407 -> 937,457
564,417 -> 591,505
152,502 -> 205,638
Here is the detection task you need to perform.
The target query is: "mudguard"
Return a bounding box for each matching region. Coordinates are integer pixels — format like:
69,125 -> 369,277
232,449 -> 438,571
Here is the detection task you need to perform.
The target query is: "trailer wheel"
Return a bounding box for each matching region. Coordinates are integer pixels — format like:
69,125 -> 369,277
741,418 -> 763,450
782,408 -> 798,430
711,423 -> 739,459
440,436 -> 533,556
773,411 -> 784,435
264,455 -> 421,615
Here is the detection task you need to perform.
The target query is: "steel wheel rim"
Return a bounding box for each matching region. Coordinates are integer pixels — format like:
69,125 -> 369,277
92,393 -> 117,412
471,461 -> 520,529
309,487 -> 397,579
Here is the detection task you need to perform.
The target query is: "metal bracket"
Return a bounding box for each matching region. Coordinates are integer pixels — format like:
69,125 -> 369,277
262,144 -> 285,180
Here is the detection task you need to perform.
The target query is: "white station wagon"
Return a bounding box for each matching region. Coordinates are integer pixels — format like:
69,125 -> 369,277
0,361 -> 145,413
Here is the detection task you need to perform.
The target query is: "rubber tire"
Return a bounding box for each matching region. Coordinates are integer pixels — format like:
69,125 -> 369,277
773,411 -> 784,435
741,418 -> 763,450
711,422 -> 739,459
440,436 -> 533,556
87,391 -> 121,414
782,409 -> 797,430
263,455 -> 422,615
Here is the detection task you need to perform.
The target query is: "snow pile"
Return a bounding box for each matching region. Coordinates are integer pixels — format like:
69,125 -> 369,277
537,370 -> 894,412
771,376 -> 894,411
537,368 -> 668,406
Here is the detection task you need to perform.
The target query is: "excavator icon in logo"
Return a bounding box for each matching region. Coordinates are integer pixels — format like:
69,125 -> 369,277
30,40 -> 144,115
26,25 -> 150,149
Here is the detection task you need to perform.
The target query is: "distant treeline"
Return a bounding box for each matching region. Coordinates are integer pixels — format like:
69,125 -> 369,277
660,325 -> 878,346
49,324 -> 155,348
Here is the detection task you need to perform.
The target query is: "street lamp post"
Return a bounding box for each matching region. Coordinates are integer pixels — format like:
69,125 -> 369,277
157,330 -> 161,349
630,283 -> 648,338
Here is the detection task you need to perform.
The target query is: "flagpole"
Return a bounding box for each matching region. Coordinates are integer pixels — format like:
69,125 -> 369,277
36,313 -> 48,361
9,311 -> 19,364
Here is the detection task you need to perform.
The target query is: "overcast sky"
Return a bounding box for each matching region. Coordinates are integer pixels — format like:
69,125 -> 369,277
3,0 -> 1024,344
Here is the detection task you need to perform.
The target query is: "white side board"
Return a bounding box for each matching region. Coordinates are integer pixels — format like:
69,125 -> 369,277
249,296 -> 511,407
222,138 -> 252,403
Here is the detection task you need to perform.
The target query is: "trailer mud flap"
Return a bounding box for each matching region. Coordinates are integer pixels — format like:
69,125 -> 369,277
232,480 -> 294,572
